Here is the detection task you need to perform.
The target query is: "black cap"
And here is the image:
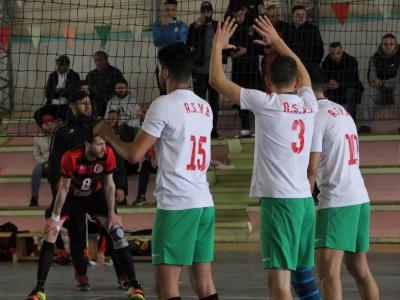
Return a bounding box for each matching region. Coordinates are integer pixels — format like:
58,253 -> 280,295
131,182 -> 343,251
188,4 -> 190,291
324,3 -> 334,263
201,1 -> 213,11
68,90 -> 89,103
55,55 -> 70,65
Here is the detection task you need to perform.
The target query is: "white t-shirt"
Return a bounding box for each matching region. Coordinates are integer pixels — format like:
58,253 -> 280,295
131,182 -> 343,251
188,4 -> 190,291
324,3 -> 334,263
105,94 -> 141,128
311,99 -> 369,208
240,86 -> 318,198
141,89 -> 214,210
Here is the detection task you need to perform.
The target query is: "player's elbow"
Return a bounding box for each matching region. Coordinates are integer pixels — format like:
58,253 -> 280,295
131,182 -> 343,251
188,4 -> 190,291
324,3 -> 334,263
209,74 -> 222,91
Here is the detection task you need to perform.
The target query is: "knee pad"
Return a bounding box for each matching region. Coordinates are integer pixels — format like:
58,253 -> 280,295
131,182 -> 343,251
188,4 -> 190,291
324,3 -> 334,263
108,224 -> 129,249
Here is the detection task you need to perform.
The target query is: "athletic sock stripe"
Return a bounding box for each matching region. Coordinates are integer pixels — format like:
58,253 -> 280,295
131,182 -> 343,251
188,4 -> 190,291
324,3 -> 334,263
300,290 -> 321,300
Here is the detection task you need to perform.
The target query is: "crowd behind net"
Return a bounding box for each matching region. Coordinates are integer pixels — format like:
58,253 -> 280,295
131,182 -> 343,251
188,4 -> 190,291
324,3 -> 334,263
0,0 -> 399,136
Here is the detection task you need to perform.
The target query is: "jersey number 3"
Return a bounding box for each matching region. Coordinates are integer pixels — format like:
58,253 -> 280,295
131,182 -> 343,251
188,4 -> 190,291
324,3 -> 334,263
187,135 -> 207,171
291,119 -> 305,154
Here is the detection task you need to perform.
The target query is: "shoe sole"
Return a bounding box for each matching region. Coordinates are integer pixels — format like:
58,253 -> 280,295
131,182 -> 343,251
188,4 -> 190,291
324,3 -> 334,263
129,294 -> 145,300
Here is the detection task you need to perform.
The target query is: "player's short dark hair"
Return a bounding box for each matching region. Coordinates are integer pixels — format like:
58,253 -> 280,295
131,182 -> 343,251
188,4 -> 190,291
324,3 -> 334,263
83,127 -> 101,144
165,0 -> 177,5
329,41 -> 342,49
93,50 -> 108,60
382,33 -> 396,41
115,78 -> 128,87
158,43 -> 194,82
79,80 -> 89,86
292,5 -> 306,14
269,56 -> 297,88
307,63 -> 326,92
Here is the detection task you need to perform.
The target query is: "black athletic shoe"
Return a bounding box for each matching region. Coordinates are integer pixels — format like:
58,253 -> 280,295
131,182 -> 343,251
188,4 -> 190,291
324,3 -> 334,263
76,275 -> 91,291
29,197 -> 38,207
133,195 -> 146,206
358,126 -> 371,134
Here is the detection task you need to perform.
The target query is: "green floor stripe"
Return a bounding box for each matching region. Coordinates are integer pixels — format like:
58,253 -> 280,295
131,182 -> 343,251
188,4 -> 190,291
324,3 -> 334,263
360,167 -> 400,174
3,118 -> 33,124
0,145 -> 33,152
359,135 -> 400,142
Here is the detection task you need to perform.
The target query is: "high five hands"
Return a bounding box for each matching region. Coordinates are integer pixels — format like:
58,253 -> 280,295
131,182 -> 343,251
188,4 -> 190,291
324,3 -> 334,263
212,17 -> 237,50
253,15 -> 281,47
212,15 -> 281,50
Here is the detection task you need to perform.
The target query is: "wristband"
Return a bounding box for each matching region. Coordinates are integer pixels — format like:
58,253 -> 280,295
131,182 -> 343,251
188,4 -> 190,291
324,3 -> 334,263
51,213 -> 60,222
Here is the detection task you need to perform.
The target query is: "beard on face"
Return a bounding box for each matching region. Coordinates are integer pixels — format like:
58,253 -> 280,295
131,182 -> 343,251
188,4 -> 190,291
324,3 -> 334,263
116,91 -> 128,99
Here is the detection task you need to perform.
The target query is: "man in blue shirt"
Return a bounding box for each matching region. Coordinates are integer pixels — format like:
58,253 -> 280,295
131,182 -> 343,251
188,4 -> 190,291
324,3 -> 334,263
153,0 -> 187,95
152,0 -> 187,49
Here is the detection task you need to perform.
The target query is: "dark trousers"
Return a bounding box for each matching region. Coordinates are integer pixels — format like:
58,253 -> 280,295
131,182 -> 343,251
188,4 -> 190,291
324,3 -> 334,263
192,72 -> 220,132
137,160 -> 157,197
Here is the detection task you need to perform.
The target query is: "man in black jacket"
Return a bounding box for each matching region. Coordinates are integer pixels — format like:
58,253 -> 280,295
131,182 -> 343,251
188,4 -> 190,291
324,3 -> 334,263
45,55 -> 80,120
287,5 -> 324,65
187,1 -> 221,139
262,5 -> 290,94
229,5 -> 263,138
359,34 -> 400,133
86,51 -> 124,118
322,42 -> 363,121
47,91 -> 129,290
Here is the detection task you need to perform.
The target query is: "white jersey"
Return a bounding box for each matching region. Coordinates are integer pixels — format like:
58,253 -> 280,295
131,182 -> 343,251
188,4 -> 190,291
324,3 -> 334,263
311,99 -> 369,208
240,87 -> 318,198
141,89 -> 214,210
105,94 -> 141,128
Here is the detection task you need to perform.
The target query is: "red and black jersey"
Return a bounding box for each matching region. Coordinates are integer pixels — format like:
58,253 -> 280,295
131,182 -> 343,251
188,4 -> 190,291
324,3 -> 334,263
61,145 -> 116,196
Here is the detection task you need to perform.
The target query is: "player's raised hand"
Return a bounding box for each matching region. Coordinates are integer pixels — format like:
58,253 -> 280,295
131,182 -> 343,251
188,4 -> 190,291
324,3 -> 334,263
212,17 -> 237,50
253,15 -> 280,47
93,120 -> 114,140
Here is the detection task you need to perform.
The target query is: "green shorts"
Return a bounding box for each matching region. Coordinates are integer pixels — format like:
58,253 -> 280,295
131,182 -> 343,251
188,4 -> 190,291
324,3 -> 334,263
315,202 -> 370,253
152,206 -> 215,265
260,197 -> 315,271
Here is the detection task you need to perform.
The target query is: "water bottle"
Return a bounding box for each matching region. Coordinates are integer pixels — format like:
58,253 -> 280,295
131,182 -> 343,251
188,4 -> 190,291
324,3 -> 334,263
109,224 -> 129,249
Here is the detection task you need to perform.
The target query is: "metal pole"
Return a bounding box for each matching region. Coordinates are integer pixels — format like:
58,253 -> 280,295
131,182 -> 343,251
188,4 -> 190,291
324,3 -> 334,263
0,0 -> 14,115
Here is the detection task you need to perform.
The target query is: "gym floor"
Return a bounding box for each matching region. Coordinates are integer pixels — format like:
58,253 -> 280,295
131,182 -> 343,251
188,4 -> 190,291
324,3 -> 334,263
0,250 -> 399,299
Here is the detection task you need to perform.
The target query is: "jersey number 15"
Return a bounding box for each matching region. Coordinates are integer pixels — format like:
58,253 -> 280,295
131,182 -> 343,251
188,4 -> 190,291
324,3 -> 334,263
187,135 -> 207,171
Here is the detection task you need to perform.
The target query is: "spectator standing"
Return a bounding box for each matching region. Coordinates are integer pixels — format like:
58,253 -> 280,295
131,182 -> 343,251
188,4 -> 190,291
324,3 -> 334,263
152,0 -> 187,95
287,5 -> 324,65
228,5 -> 263,137
45,55 -> 80,120
86,51 -> 124,117
187,1 -> 222,139
359,33 -> 400,133
262,5 -> 290,93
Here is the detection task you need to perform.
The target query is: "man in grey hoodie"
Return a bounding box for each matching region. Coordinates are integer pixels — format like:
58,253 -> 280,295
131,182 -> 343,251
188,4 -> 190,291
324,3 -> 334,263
359,33 -> 400,133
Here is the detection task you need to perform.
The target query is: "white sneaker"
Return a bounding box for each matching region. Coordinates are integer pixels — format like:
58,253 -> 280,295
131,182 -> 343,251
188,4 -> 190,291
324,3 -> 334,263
234,129 -> 251,138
